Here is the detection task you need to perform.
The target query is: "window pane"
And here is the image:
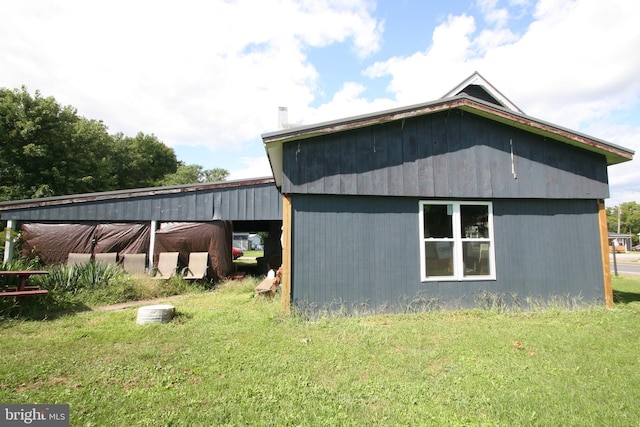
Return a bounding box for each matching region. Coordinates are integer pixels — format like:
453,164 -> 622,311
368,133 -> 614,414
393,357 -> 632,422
461,205 -> 489,238
423,204 -> 453,238
425,241 -> 454,277
463,242 -> 491,276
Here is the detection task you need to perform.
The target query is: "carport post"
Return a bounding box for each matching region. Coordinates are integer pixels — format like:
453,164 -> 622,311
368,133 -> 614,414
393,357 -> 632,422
281,195 -> 292,314
3,220 -> 15,263
598,200 -> 614,308
149,220 -> 158,272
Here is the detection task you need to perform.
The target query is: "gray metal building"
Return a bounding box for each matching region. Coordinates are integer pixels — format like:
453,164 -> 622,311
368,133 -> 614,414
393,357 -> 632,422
263,73 -> 634,313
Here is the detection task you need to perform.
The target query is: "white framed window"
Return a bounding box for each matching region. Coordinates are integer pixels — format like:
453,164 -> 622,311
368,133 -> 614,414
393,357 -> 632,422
419,201 -> 496,282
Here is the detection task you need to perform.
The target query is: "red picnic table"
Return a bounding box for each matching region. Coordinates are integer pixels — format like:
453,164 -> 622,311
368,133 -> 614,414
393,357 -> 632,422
0,270 -> 49,297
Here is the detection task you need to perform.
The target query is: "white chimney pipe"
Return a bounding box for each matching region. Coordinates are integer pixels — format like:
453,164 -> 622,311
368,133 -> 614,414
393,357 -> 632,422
278,106 -> 289,129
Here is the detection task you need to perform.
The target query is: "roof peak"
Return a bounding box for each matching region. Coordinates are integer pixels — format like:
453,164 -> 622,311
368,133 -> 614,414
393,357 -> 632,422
442,71 -> 524,114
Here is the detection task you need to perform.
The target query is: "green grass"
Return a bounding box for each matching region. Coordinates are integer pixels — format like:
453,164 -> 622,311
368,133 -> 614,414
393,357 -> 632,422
242,250 -> 263,258
0,276 -> 639,425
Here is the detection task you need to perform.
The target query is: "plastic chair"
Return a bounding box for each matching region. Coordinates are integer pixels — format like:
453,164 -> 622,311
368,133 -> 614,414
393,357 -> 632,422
181,252 -> 209,280
150,252 -> 179,280
66,253 -> 91,267
122,253 -> 147,276
94,252 -> 118,267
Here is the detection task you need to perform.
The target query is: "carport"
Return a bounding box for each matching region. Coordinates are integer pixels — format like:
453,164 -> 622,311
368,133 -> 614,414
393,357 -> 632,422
0,177 -> 283,275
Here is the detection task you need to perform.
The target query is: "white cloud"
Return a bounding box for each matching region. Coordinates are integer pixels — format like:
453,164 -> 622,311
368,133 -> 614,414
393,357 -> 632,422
476,0 -> 509,27
361,0 -> 640,127
0,0 -> 383,152
300,81 -> 396,124
363,14 -> 480,105
227,155 -> 274,181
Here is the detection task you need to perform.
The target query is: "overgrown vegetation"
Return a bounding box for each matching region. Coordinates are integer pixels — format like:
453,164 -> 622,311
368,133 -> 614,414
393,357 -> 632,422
0,261 -> 209,318
0,275 -> 639,425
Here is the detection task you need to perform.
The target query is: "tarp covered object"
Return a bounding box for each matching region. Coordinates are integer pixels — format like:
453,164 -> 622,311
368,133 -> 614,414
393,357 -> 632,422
94,223 -> 150,255
154,221 -> 234,280
20,222 -> 150,265
21,223 -> 95,265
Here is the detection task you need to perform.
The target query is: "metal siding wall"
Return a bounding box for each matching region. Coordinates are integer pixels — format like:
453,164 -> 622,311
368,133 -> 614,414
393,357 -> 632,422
324,136 -> 342,194
356,128 -> 374,194
431,113 -> 451,197
492,199 -> 604,302
417,116 -> 435,197
281,111 -> 610,199
291,195 -> 420,312
339,132 -> 358,194
215,185 -> 283,221
402,117 -> 420,195
291,195 -> 605,314
1,183 -> 282,222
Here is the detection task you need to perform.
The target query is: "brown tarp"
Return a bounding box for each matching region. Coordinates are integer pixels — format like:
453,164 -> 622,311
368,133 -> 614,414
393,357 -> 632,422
153,222 -> 234,280
20,221 -> 233,279
21,223 -> 96,265
94,223 -> 150,255
21,222 -> 150,265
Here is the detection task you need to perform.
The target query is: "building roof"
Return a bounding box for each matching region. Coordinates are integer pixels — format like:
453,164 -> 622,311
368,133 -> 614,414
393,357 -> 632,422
263,75 -> 634,188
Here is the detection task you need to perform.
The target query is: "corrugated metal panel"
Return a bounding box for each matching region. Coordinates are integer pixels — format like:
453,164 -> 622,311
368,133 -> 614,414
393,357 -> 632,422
282,111 -> 610,199
0,181 -> 282,222
290,195 -> 604,314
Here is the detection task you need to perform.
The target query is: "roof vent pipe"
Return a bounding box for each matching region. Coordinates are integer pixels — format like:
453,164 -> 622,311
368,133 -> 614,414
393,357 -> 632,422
278,106 -> 289,129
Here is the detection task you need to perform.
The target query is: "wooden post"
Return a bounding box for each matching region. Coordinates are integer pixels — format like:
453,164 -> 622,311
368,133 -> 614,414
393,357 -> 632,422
598,199 -> 614,308
281,194 -> 292,314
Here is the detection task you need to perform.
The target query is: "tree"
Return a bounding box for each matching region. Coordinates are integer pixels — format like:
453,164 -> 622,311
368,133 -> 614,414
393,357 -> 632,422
204,168 -> 229,183
607,201 -> 640,245
160,164 -> 204,186
110,132 -> 178,189
0,87 -> 115,199
160,164 -> 229,186
0,86 -> 227,201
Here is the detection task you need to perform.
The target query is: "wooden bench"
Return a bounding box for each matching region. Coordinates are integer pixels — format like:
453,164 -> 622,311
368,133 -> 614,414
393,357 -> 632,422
0,270 -> 49,300
0,289 -> 49,297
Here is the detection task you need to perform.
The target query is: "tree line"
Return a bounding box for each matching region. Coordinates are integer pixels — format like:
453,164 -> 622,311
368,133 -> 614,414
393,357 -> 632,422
0,86 -> 228,202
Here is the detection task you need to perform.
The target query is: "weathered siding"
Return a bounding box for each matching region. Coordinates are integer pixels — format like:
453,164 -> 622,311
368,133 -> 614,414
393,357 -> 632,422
0,183 -> 281,222
213,184 -> 282,221
493,198 -> 604,302
290,194 -> 604,313
282,110 -> 609,199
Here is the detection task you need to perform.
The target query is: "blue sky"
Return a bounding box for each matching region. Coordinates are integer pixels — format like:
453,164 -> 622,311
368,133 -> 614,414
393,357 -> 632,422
1,0 -> 639,206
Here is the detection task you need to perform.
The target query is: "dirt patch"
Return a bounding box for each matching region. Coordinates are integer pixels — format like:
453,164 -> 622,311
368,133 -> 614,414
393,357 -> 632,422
92,294 -> 189,312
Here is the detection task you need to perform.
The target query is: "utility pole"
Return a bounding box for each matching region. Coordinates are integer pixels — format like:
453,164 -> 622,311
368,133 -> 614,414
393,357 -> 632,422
617,205 -> 621,234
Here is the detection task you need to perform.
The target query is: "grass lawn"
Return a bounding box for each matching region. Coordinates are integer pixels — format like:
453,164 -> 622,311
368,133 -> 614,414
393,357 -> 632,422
1,276 -> 639,425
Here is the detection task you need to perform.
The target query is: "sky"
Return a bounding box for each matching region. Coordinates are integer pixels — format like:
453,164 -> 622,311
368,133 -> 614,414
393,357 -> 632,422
1,0 -> 639,207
